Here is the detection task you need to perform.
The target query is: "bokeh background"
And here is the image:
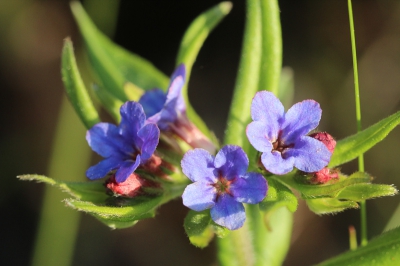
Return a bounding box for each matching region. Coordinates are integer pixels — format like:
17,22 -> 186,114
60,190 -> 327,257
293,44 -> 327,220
1,0 -> 400,265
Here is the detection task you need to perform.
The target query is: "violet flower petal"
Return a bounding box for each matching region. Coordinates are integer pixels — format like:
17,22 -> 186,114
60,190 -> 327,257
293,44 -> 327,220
86,123 -> 132,157
115,156 -> 141,183
261,151 -> 296,175
246,121 -> 274,153
86,156 -> 123,180
230,172 -> 268,204
251,91 -> 284,127
182,181 -> 216,212
210,194 -> 246,230
119,101 -> 146,143
285,136 -> 331,173
137,123 -> 160,161
181,149 -> 216,183
214,145 -> 249,180
138,88 -> 166,118
281,100 -> 321,144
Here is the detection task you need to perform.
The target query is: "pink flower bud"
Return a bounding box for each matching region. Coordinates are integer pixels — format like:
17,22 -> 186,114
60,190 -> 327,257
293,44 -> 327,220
309,132 -> 336,153
106,173 -> 155,198
310,167 -> 339,184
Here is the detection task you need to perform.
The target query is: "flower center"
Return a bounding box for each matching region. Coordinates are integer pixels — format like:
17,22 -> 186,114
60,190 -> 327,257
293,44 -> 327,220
272,131 -> 294,156
213,177 -> 232,195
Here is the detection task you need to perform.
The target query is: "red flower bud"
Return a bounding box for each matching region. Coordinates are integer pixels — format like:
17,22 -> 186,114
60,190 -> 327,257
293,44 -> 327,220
309,132 -> 336,153
106,173 -> 156,198
310,167 -> 339,184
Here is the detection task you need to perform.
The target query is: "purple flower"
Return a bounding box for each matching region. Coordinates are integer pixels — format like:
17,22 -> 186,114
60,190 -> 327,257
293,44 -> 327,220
246,91 -> 331,175
86,101 -> 160,183
139,64 -> 216,153
181,145 -> 267,230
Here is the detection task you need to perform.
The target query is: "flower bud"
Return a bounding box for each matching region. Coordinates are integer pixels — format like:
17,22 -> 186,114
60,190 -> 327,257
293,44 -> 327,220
105,173 -> 160,198
309,132 -> 336,153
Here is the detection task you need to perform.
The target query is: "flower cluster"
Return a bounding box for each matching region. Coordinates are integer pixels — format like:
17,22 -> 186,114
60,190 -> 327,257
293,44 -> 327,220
86,65 -> 333,230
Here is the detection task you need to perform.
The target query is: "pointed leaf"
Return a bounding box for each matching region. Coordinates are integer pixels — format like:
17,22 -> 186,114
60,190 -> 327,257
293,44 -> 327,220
70,1 -> 169,101
18,174 -> 107,203
330,110 -> 400,167
61,38 -> 100,129
317,226 -> 400,266
176,2 -> 232,139
65,196 -> 162,229
336,183 -> 398,201
306,198 -> 359,215
275,172 -> 371,198
184,209 -> 214,248
92,83 -> 122,122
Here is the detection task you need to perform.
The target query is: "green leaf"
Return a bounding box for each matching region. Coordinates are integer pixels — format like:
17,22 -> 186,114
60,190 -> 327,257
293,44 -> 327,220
70,1 -> 169,102
329,110 -> 400,168
275,172 -> 371,198
176,2 -> 231,140
65,196 -> 162,229
317,226 -> 400,266
306,198 -> 359,215
259,178 -> 298,214
259,0 -> 282,96
92,83 -> 123,123
184,210 -> 214,248
61,38 -> 100,129
18,174 -> 164,229
336,183 -> 398,201
18,174 -> 107,203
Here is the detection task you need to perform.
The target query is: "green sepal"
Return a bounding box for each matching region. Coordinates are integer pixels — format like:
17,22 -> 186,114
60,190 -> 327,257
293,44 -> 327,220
61,38 -> 100,129
306,198 -> 359,215
330,110 -> 400,168
92,83 -> 123,123
70,1 -> 169,102
316,226 -> 400,266
212,223 -> 230,238
184,210 -> 214,248
176,2 -> 231,141
259,178 -> 297,214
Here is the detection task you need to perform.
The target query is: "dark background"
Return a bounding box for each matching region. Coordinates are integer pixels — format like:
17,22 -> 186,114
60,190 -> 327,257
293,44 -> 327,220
1,0 -> 400,265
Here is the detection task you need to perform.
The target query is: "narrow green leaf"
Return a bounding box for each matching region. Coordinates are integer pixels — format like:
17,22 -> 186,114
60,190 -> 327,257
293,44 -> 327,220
259,0 -> 282,96
259,178 -> 298,214
18,174 -> 108,203
306,198 -> 359,215
176,2 -> 232,139
317,227 -> 400,266
275,172 -> 371,198
70,1 -> 169,101
61,38 -> 100,129
336,183 -> 398,201
329,110 -> 400,168
224,0 -> 262,149
184,210 -> 214,248
92,84 -> 122,122
65,198 -> 160,229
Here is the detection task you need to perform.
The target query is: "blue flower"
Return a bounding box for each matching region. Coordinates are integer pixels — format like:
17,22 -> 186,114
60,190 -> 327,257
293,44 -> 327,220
181,145 -> 267,230
139,64 -> 216,153
86,101 -> 160,183
246,91 -> 331,175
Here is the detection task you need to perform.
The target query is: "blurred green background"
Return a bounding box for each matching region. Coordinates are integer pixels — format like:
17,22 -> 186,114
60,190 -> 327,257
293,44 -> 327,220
1,0 -> 400,265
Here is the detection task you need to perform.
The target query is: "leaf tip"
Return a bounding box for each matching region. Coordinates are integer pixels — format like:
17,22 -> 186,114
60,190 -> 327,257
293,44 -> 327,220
219,2 -> 233,14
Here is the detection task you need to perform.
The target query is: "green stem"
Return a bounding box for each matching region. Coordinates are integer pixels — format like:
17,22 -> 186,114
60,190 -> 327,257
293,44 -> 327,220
31,97 -> 91,266
348,0 -> 367,246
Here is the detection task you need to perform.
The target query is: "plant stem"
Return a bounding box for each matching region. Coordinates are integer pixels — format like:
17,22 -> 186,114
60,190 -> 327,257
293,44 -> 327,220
348,0 -> 367,246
